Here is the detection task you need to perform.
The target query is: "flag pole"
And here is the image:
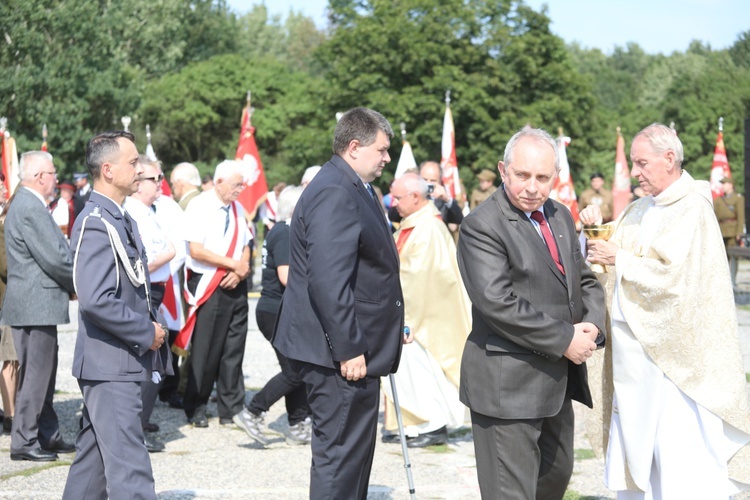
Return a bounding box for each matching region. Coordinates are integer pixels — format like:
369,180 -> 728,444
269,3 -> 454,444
121,116 -> 131,132
400,122 -> 407,145
719,116 -> 724,132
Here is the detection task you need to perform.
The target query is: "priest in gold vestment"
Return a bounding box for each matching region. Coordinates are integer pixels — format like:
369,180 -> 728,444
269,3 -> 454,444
582,123 -> 750,499
381,173 -> 471,448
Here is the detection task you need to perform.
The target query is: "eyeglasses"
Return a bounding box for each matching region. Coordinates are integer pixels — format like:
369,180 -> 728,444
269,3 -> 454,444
34,171 -> 57,178
230,182 -> 246,191
142,174 -> 164,183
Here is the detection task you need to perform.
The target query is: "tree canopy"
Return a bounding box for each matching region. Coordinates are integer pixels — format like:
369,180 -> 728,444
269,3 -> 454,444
1,0 -> 748,193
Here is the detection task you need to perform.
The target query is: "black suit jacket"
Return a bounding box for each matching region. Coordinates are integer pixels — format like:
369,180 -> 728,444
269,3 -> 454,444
273,155 -> 404,377
457,188 -> 606,419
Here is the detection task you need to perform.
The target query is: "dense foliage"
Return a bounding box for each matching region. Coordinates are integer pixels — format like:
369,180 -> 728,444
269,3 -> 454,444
1,0 -> 748,192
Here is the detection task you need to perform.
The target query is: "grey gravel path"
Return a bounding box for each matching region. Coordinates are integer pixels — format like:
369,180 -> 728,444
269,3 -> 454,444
3,261 -> 750,499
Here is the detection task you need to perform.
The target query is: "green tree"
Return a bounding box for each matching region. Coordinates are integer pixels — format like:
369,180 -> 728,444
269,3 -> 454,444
138,54 -> 330,185
316,0 -> 596,192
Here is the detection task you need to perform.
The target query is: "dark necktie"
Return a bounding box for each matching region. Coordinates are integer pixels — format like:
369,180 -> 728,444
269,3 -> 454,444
123,212 -> 135,243
222,205 -> 230,235
365,183 -> 377,202
530,210 -> 565,275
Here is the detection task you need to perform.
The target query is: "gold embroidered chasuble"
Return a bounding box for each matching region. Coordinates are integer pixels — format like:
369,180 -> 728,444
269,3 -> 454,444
585,171 -> 750,486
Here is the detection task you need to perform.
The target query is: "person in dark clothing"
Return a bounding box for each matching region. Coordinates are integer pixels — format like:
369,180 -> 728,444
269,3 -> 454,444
234,185 -> 311,446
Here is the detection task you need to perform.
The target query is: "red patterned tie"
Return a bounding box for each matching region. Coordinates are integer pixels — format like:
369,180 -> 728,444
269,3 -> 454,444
530,210 -> 565,275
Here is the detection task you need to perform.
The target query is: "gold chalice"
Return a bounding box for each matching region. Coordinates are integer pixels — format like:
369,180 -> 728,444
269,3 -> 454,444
583,224 -> 614,273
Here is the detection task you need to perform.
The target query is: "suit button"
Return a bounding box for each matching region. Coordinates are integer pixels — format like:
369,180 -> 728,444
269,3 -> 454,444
396,300 -> 402,307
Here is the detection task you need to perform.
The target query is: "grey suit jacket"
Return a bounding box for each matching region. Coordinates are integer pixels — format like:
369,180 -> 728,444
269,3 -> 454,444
273,155 -> 404,377
1,187 -> 74,326
457,188 -> 606,420
69,192 -> 154,382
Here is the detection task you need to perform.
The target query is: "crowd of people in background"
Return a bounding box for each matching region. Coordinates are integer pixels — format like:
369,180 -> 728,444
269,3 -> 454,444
0,114 -> 747,498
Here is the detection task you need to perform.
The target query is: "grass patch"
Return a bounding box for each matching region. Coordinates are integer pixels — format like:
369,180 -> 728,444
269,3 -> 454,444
562,492 -> 599,500
448,427 -> 472,438
425,444 -> 453,453
574,448 -> 596,460
0,460 -> 71,481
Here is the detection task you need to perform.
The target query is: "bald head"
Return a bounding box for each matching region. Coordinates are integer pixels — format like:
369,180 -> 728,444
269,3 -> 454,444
419,161 -> 442,185
391,173 -> 429,218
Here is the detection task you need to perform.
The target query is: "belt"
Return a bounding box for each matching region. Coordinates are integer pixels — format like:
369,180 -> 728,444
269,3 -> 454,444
152,281 -> 167,287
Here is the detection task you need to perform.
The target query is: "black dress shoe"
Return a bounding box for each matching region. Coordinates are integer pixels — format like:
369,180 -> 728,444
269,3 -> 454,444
142,422 -> 160,433
406,426 -> 448,448
160,392 -> 184,409
2,416 -> 12,434
44,440 -> 76,454
144,435 -> 165,453
187,406 -> 208,428
11,448 -> 59,461
381,433 -> 414,444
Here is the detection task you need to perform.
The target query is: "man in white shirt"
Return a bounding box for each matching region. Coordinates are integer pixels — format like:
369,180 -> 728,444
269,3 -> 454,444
123,155 -> 175,452
179,160 -> 252,428
170,162 -> 201,211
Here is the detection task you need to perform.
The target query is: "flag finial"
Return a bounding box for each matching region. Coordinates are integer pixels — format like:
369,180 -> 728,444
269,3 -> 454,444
616,126 -> 621,136
146,124 -> 151,141
42,123 -> 48,139
121,116 -> 131,132
335,112 -> 344,122
400,122 -> 407,143
1,117 -> 7,131
558,127 -> 564,137
719,116 -> 724,132
445,90 -> 451,105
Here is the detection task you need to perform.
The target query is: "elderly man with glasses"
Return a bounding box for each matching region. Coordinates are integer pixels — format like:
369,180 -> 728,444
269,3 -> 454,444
178,159 -> 252,429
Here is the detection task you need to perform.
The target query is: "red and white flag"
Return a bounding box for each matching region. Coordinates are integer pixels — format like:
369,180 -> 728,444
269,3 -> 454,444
41,123 -> 48,152
440,92 -> 461,199
0,119 -> 20,195
710,120 -> 731,199
612,127 -> 631,219
550,134 -> 579,223
234,93 -> 268,217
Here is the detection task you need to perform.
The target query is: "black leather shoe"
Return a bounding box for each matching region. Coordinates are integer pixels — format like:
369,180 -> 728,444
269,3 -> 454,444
142,422 -> 160,433
187,406 -> 208,428
144,435 -> 165,453
11,449 -> 58,461
406,426 -> 448,448
381,433 -> 414,444
44,440 -> 76,454
160,392 -> 184,409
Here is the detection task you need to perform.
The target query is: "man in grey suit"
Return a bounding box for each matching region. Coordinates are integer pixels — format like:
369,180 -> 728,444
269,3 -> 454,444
457,128 -> 606,499
3,151 -> 76,462
273,107 -> 407,499
63,131 -> 167,499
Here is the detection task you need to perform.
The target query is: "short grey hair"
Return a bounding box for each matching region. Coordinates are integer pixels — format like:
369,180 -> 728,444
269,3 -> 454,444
634,123 -> 684,167
171,162 -> 201,186
276,185 -> 303,221
19,151 -> 53,181
138,154 -> 161,171
333,108 -> 393,156
503,128 -> 559,172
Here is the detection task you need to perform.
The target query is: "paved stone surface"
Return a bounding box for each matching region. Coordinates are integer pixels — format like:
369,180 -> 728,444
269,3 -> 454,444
3,261 -> 750,499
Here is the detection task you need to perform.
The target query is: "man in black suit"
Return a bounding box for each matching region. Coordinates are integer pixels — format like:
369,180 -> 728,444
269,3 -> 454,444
63,131 -> 167,499
72,172 -> 91,217
457,128 -> 606,499
273,107 -> 406,499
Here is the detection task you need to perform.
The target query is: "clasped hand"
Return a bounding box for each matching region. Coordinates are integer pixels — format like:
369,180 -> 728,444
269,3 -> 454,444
564,322 -> 598,365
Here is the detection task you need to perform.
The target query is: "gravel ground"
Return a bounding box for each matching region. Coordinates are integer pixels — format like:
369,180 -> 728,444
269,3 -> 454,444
2,262 -> 750,499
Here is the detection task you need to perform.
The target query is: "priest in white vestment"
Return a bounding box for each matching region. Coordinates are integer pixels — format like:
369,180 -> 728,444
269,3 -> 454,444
381,173 -> 471,448
581,123 -> 750,499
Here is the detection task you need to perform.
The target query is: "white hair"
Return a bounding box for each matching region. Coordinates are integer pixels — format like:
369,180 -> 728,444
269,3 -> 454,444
19,151 -> 53,181
276,185 -> 303,221
213,159 -> 250,183
301,165 -> 322,186
171,162 -> 201,186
